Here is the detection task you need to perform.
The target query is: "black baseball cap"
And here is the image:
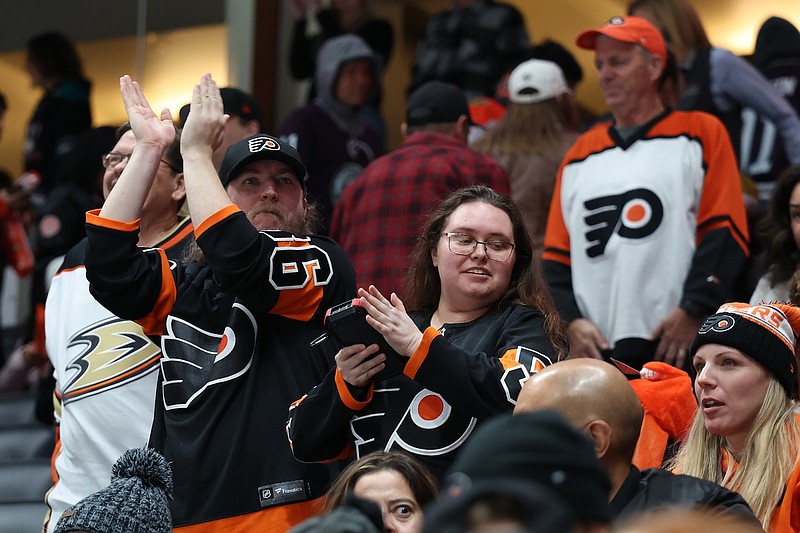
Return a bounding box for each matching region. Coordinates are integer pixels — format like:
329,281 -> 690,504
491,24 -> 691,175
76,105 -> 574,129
218,134 -> 307,188
179,87 -> 263,128
405,81 -> 473,127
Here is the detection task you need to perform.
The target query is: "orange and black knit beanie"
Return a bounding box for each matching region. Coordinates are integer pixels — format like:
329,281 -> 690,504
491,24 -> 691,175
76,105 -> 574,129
690,302 -> 800,398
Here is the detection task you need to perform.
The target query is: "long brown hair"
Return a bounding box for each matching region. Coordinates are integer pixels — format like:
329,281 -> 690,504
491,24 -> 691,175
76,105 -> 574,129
471,99 -> 573,156
627,0 -> 711,63
757,166 -> 800,286
403,185 -> 566,357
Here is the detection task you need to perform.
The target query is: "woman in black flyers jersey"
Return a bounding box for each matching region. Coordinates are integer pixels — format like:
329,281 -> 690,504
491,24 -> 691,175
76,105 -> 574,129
288,185 -> 565,479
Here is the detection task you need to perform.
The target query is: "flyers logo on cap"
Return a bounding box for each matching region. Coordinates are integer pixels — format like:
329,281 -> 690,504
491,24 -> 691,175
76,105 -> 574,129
248,136 -> 280,153
584,187 -> 663,257
698,314 -> 736,335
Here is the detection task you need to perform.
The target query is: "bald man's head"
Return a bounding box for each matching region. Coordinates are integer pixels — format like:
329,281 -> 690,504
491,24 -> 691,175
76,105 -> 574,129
515,359 -> 644,463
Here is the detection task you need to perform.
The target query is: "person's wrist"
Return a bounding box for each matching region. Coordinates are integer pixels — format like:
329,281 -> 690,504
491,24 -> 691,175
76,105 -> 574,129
180,146 -> 214,161
346,380 -> 369,401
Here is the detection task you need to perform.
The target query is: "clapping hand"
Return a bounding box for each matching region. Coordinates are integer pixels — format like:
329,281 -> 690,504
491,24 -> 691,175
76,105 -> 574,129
359,285 -> 423,357
180,73 -> 228,159
120,75 -> 175,150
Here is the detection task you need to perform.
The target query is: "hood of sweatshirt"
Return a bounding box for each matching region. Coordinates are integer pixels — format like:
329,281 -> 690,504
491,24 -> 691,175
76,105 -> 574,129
313,34 -> 380,136
753,16 -> 800,69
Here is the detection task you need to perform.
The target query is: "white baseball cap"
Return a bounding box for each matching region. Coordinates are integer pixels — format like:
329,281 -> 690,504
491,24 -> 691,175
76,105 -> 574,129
508,59 -> 570,104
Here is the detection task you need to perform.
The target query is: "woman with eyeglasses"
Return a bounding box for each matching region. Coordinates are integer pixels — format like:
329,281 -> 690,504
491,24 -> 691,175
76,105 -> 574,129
287,185 -> 565,479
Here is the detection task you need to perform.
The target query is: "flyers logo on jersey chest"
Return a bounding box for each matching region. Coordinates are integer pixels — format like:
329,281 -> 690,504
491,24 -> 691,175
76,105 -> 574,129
583,188 -> 663,257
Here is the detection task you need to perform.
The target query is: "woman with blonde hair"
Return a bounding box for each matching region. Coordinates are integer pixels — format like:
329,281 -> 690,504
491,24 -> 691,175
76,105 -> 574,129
472,59 -> 577,253
672,301 -> 800,531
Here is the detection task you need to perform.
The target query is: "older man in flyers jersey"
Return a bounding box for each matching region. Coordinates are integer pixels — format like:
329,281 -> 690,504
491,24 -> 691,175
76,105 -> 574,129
542,16 -> 748,370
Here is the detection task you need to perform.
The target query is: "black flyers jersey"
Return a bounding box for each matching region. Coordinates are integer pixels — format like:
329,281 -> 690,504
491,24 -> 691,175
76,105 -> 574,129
85,205 -> 356,532
287,305 -> 556,480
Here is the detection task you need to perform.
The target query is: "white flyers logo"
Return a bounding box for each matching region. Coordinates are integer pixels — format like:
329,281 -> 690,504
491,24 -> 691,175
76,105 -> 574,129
248,136 -> 280,153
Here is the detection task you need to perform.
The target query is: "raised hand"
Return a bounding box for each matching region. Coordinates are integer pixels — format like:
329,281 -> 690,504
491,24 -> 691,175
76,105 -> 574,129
180,73 -> 227,159
119,75 -> 175,150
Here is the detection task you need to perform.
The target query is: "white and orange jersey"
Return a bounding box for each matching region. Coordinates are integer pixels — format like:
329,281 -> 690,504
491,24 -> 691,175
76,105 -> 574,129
543,110 -> 748,347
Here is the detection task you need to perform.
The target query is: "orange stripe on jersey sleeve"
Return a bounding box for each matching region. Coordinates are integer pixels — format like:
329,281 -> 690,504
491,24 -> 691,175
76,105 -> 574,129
50,425 -> 61,483
335,369 -> 373,410
194,204 -> 241,239
86,209 -> 140,231
691,114 -> 749,255
542,124 -> 613,265
173,498 -> 325,533
651,112 -> 749,256
404,327 -> 441,380
696,217 -> 749,253
542,159 -> 571,265
158,221 -> 194,250
135,248 -> 177,336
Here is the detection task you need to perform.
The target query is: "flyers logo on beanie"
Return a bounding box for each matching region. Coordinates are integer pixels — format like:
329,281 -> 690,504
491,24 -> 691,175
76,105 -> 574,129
584,188 -> 663,257
697,314 -> 736,335
248,136 -> 280,153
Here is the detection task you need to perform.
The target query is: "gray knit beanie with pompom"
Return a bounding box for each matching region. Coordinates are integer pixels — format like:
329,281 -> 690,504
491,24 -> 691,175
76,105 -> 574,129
54,447 -> 173,533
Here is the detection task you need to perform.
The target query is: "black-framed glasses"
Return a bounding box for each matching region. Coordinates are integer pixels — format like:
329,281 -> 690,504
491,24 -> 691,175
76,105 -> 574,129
101,152 -> 131,168
442,232 -> 516,262
102,152 -> 180,173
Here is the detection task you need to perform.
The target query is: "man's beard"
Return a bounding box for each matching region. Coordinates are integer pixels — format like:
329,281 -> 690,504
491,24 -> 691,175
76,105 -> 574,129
246,204 -> 308,235
182,202 -> 320,264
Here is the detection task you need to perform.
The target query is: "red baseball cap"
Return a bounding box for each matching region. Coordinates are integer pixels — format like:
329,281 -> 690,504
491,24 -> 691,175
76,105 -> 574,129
576,16 -> 667,64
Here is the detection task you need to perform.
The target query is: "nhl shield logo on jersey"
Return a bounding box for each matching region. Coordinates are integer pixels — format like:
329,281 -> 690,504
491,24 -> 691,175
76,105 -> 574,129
583,187 -> 664,258
248,136 -> 281,153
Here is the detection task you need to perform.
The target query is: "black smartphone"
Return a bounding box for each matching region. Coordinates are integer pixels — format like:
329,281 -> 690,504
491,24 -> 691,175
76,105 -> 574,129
324,299 -> 406,380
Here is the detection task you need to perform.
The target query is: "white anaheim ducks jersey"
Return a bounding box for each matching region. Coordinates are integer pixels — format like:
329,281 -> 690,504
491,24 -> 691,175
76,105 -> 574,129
44,219 -> 192,532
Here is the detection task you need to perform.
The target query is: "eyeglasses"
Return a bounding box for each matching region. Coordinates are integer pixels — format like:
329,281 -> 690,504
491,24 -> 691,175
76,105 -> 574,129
442,232 -> 516,262
101,152 -> 131,168
101,152 -> 181,174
